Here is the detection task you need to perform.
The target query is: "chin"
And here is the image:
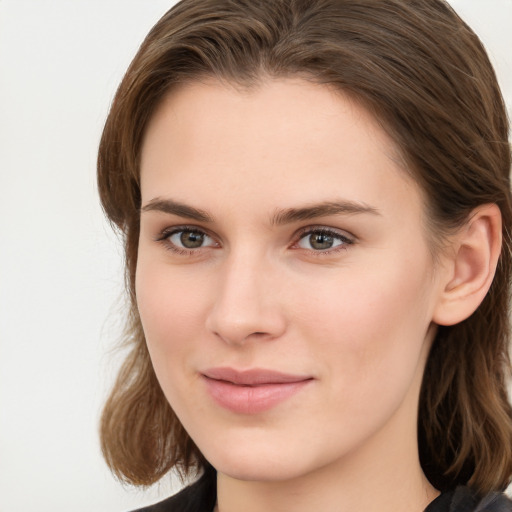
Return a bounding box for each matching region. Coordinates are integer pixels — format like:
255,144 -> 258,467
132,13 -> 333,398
214,458 -> 307,483
201,438 -> 319,483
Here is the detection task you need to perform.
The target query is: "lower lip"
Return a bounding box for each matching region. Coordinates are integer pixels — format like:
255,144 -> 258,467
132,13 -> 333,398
202,377 -> 312,414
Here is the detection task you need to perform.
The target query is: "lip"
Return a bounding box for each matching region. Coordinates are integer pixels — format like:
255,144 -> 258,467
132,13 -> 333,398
201,367 -> 313,414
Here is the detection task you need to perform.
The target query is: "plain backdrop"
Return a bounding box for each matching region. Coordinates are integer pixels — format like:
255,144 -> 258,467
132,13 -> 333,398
0,2 -> 511,511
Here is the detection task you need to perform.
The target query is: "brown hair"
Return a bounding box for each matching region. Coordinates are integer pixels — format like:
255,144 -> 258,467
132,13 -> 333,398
98,0 -> 512,493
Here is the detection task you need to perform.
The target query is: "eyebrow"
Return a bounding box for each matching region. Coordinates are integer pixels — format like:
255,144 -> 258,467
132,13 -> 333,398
270,200 -> 380,225
141,198 -> 213,222
140,197 -> 380,224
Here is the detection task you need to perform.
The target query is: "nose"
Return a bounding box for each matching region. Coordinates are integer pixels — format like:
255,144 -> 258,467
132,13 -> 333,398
205,249 -> 287,346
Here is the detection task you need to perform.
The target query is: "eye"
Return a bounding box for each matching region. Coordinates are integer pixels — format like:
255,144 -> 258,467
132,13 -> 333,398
159,227 -> 217,252
296,228 -> 353,251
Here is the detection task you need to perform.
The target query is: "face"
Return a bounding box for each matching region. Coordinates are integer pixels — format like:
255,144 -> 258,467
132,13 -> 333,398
137,79 -> 446,482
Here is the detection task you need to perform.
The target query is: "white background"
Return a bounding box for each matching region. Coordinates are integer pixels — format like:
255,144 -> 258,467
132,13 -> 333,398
0,2 -> 511,511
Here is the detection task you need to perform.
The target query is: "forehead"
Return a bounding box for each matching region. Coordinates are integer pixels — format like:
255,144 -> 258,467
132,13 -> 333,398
142,78 -> 401,167
140,78 -> 422,225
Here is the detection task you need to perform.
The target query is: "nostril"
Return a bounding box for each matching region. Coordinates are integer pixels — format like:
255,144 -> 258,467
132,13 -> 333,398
212,329 -> 276,346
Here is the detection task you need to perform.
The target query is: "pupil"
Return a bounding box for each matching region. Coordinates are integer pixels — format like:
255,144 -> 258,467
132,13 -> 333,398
181,231 -> 204,248
311,233 -> 333,250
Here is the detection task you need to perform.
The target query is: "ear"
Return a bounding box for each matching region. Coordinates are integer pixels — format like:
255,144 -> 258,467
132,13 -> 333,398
433,204 -> 502,326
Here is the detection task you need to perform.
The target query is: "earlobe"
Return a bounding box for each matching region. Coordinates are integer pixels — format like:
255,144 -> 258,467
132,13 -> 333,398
433,204 -> 502,326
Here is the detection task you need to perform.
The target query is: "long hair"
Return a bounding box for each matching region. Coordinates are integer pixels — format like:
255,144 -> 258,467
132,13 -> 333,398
97,0 -> 512,492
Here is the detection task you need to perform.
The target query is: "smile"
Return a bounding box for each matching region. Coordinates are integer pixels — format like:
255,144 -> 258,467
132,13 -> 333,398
201,367 -> 314,414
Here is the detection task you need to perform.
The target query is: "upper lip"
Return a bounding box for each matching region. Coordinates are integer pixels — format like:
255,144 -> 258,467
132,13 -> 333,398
202,367 -> 313,386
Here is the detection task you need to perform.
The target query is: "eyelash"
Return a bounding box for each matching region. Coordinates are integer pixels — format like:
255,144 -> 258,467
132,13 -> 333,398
293,227 -> 354,256
155,225 -> 355,256
156,225 -> 217,256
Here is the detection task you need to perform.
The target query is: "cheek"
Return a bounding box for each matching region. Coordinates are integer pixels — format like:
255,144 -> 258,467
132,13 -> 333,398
292,250 -> 436,398
135,259 -> 218,427
135,259 -> 210,368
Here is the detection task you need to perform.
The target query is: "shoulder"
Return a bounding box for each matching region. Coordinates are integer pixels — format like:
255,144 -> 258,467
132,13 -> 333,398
129,468 -> 216,512
426,486 -> 512,512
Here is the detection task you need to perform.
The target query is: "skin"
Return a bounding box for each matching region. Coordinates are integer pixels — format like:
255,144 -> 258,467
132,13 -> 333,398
136,78 -> 474,512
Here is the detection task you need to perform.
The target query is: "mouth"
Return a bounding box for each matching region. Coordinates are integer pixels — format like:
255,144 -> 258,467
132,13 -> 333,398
201,367 -> 314,414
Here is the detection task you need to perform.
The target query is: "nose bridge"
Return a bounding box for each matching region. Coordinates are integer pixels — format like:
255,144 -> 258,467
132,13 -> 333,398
206,245 -> 285,345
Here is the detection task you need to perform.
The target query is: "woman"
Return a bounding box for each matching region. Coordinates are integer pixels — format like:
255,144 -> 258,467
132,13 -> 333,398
97,1 -> 512,511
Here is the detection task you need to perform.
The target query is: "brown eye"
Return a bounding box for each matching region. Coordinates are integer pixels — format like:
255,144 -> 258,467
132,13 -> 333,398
168,229 -> 215,250
309,233 -> 335,250
180,230 -> 205,248
297,229 -> 352,251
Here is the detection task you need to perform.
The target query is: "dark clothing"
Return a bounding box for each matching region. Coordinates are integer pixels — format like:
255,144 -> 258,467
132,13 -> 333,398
131,467 -> 216,512
425,486 -> 512,512
132,469 -> 512,512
